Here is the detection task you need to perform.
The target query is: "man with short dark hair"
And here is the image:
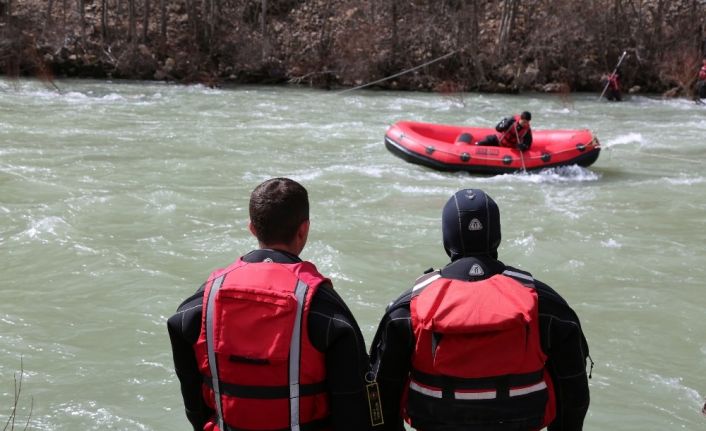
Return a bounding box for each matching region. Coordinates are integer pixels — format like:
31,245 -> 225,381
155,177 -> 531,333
370,189 -> 590,431
476,112 -> 533,151
168,177 -> 371,431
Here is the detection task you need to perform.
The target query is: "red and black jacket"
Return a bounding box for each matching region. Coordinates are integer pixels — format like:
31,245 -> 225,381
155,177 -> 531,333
497,115 -> 532,150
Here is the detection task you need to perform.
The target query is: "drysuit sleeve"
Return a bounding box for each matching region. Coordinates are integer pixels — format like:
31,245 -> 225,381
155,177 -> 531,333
308,283 -> 373,431
519,128 -> 533,151
167,286 -> 214,431
496,116 -> 515,132
369,290 -> 415,431
534,280 -> 591,431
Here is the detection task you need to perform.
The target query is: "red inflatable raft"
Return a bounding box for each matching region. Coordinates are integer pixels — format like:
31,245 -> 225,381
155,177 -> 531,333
384,121 -> 601,174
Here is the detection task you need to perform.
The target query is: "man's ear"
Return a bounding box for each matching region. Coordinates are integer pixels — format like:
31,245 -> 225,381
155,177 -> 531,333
298,219 -> 310,242
248,221 -> 257,238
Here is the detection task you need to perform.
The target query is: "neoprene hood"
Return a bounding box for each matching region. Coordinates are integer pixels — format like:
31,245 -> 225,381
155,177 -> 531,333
442,189 -> 501,260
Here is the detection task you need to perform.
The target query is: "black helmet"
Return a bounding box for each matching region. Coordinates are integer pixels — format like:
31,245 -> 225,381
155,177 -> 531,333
521,111 -> 532,121
442,189 -> 501,261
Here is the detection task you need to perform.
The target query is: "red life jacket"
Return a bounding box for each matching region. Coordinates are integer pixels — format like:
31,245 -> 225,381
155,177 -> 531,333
405,269 -> 556,430
499,115 -> 530,148
699,65 -> 706,81
193,258 -> 331,431
608,73 -> 620,90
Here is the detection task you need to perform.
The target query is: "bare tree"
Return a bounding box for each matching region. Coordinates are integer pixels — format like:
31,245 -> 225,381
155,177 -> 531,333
497,0 -> 519,56
466,0 -> 486,85
78,0 -> 86,43
390,0 -> 398,55
260,0 -> 267,59
143,0 -> 150,43
185,0 -> 200,44
160,0 -> 167,43
101,0 -> 108,40
129,0 -> 136,42
46,0 -> 55,26
207,0 -> 216,45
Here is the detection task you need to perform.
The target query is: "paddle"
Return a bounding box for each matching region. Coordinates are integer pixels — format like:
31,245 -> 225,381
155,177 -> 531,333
599,51 -> 627,101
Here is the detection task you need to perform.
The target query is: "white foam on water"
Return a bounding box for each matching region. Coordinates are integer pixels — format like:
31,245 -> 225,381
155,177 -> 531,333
392,184 -> 454,196
72,243 -> 99,255
665,175 -> 705,186
305,242 -> 352,282
17,216 -> 70,242
604,132 -> 645,148
533,165 -> 601,182
509,233 -> 536,254
478,165 -> 600,184
543,106 -> 575,115
320,163 -> 396,179
99,93 -> 125,101
567,259 -> 585,269
645,373 -> 704,410
542,189 -> 594,221
54,401 -> 150,430
601,238 -> 622,248
64,91 -> 90,103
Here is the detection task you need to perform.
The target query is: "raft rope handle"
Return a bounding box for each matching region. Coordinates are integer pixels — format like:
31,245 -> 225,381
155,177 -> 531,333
337,50 -> 459,95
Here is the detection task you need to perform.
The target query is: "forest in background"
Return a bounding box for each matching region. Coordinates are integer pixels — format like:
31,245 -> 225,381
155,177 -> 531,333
1,0 -> 705,96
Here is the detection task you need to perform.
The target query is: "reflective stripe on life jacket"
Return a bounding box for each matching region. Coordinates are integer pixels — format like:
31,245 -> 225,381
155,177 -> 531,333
194,258 -> 331,431
499,115 -> 530,148
405,269 -> 555,430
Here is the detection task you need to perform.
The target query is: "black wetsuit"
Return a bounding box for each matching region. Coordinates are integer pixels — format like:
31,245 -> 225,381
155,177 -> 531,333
168,249 -> 371,431
370,256 -> 591,431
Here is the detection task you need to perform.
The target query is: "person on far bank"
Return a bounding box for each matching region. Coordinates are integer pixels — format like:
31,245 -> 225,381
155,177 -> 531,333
369,188 -> 591,431
695,57 -> 706,101
476,111 -> 533,151
167,177 -> 372,431
601,71 -> 622,101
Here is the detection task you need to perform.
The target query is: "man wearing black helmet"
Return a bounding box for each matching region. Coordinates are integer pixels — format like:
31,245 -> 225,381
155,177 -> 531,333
369,189 -> 591,431
476,111 -> 533,151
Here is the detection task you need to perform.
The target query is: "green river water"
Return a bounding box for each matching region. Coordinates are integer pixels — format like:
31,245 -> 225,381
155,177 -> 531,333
1,78 -> 705,430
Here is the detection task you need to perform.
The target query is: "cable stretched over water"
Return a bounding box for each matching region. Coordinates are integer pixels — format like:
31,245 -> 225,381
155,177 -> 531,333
336,50 -> 459,95
608,146 -> 706,165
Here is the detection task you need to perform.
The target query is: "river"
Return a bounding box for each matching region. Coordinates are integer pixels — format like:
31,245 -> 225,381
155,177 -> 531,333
1,78 -> 705,430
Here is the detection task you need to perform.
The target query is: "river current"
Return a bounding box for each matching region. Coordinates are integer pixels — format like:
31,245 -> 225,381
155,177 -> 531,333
1,78 -> 705,430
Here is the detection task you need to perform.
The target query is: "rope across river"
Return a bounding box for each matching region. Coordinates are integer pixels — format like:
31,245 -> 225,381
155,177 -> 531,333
336,50 -> 459,95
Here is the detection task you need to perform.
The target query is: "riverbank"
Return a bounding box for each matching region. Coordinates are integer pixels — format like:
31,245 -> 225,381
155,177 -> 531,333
1,0 -> 705,97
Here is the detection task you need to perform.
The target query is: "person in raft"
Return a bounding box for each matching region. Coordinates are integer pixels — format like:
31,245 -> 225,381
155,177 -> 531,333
476,111 -> 533,151
369,188 -> 592,431
167,177 -> 372,431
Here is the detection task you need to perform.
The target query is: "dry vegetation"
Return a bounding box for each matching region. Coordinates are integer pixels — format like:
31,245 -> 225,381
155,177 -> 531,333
2,361 -> 32,431
1,0 -> 705,95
